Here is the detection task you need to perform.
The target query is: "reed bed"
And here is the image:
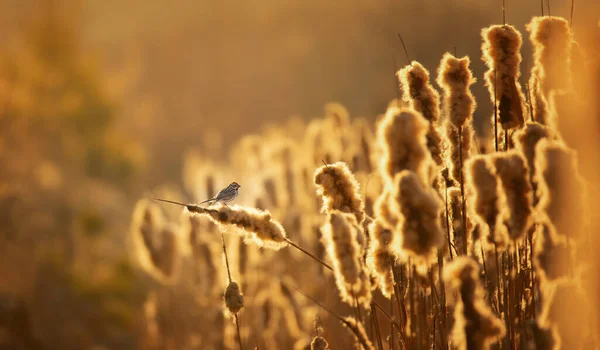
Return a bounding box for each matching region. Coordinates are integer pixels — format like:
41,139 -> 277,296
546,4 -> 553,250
130,13 -> 599,350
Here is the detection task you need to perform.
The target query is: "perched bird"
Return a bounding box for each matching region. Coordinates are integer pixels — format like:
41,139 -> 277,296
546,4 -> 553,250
199,182 -> 241,206
154,182 -> 241,209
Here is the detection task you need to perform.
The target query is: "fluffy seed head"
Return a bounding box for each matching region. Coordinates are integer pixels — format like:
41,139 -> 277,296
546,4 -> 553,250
534,223 -> 570,284
187,204 -> 288,250
392,171 -> 444,263
481,25 -> 526,129
367,220 -> 396,298
314,162 -> 365,224
491,151 -> 534,240
398,61 -> 444,164
465,156 -> 507,247
224,281 -> 244,315
444,257 -> 506,350
513,122 -> 553,188
534,140 -> 585,240
437,53 -> 477,128
376,107 -> 433,186
310,336 -> 330,350
321,211 -> 372,307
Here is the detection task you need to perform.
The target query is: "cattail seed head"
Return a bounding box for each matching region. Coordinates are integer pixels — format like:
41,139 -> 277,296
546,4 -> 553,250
437,53 -> 477,128
366,219 -> 396,298
538,279 -> 590,350
376,107 -> 433,186
534,140 -> 585,240
482,25 -> 526,129
310,336 -> 330,350
398,62 -> 444,165
444,257 -> 506,350
321,211 -> 372,307
314,162 -> 365,224
187,204 -> 288,250
534,223 -> 570,285
513,122 -> 553,191
392,171 -> 444,263
490,151 -> 534,240
224,281 -> 244,315
465,156 -> 508,247
527,16 -> 573,127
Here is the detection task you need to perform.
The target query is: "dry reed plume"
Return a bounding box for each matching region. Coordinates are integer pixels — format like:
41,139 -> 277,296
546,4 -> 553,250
392,171 -> 444,263
437,53 -> 477,184
527,16 -> 573,126
491,151 -> 534,240
366,219 -> 395,298
398,62 -> 444,165
481,24 -> 525,130
444,257 -> 505,350
186,204 -> 289,250
534,139 -> 585,240
376,106 -> 433,186
321,211 -> 371,307
465,156 -> 507,246
314,161 -> 365,224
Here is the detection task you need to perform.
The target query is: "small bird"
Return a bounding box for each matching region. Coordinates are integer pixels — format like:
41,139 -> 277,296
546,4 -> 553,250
199,182 -> 241,206
153,182 -> 241,209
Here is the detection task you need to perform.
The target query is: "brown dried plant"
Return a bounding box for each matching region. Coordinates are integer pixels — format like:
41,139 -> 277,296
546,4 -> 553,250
398,61 -> 444,165
444,257 -> 506,350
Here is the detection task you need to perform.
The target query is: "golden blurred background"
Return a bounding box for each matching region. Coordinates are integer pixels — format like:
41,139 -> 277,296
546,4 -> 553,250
0,0 -> 598,349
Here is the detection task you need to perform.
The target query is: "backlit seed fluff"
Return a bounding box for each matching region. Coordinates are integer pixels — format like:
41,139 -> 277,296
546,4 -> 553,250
436,53 -> 477,128
481,25 -> 526,129
224,281 -> 244,315
376,107 -> 433,186
527,16 -> 573,95
527,17 -> 573,126
314,162 -> 365,224
398,61 -> 444,165
533,223 -> 570,284
491,151 -> 534,240
538,279 -> 589,350
534,140 -> 585,240
513,122 -> 553,187
310,336 -> 330,350
445,123 -> 474,185
322,211 -> 372,307
465,156 -> 507,247
187,204 -> 288,250
367,220 -> 396,298
392,171 -> 444,262
444,257 -> 506,350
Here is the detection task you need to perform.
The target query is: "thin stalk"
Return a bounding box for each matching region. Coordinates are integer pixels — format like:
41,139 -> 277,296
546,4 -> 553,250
390,299 -> 396,350
437,250 -> 448,350
569,0 -> 575,26
285,238 -> 333,271
459,126 -> 467,255
397,33 -> 412,64
445,183 -> 455,260
372,304 -> 384,350
526,79 -> 535,122
480,243 -> 500,316
541,0 -> 545,16
528,230 -> 536,319
221,232 -> 243,350
494,69 -> 499,152
502,253 -> 510,349
494,244 -> 502,320
502,0 -> 506,26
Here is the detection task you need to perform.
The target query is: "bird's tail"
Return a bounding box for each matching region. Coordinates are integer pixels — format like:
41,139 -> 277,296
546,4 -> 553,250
198,198 -> 215,205
153,198 -> 190,207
